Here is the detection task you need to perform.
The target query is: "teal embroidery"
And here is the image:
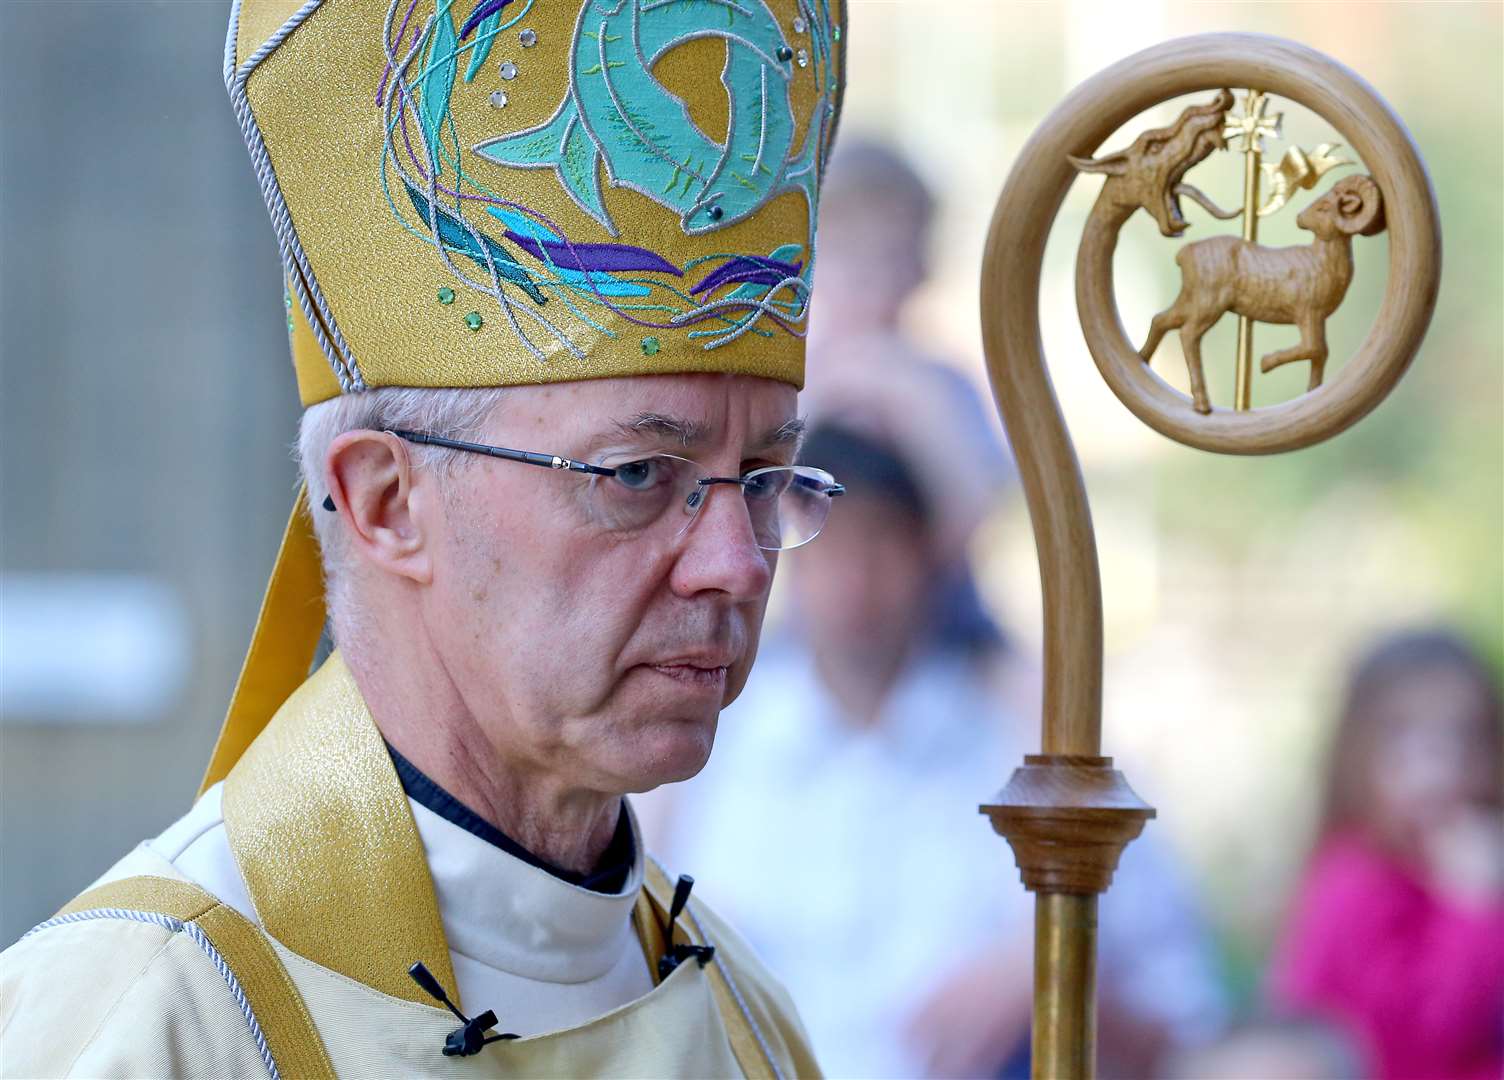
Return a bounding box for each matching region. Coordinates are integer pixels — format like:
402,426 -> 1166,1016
403,179 -> 547,304
377,0 -> 840,357
464,13 -> 503,82
418,2 -> 460,168
473,0 -> 810,239
460,0 -> 534,82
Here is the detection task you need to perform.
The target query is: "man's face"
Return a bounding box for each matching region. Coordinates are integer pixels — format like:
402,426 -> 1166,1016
419,373 -> 798,798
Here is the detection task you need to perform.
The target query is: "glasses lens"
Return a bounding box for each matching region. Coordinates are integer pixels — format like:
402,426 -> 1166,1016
590,454 -> 700,532
591,458 -> 839,550
745,465 -> 838,550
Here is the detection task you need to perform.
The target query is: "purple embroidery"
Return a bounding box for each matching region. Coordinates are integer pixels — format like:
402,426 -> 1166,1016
690,256 -> 804,296
394,93 -> 691,317
503,234 -> 683,276
459,0 -> 517,42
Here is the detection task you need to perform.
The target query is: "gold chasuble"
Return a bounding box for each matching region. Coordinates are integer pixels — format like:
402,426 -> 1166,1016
3,656 -> 817,1078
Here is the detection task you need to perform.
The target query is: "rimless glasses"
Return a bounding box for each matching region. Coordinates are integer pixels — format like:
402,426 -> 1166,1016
320,429 -> 844,552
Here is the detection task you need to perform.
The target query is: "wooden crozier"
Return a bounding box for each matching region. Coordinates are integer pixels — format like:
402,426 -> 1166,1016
978,34 -> 1441,1079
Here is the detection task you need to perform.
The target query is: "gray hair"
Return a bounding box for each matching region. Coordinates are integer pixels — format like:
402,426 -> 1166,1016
296,386 -> 508,632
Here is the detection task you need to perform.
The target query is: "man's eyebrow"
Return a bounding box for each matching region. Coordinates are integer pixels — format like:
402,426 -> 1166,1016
600,413 -> 805,454
611,413 -> 710,448
758,417 -> 806,452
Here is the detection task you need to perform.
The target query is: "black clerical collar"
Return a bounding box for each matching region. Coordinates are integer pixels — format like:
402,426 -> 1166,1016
386,742 -> 636,894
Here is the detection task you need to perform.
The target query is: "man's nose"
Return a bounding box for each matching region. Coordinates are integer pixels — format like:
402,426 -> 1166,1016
668,483 -> 774,601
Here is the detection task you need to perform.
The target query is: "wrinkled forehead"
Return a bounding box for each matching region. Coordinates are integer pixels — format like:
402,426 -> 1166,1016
494,373 -> 800,454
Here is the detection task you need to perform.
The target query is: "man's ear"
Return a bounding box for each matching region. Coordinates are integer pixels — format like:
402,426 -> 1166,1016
325,430 -> 433,585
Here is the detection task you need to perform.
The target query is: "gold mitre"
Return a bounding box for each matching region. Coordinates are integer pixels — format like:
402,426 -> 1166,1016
232,0 -> 846,404
202,0 -> 846,791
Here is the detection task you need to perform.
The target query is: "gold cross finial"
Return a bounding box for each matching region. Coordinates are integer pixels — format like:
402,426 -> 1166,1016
1224,90 -> 1282,155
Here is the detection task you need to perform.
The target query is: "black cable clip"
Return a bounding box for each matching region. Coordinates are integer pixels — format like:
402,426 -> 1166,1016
657,874 -> 715,980
408,961 -> 520,1056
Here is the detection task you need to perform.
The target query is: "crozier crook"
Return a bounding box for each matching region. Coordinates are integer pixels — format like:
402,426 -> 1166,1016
977,34 -> 1440,1079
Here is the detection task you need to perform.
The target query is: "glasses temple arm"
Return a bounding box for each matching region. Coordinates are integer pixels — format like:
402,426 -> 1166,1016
388,430 -> 616,476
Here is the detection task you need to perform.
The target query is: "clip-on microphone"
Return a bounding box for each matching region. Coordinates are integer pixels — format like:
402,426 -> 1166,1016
657,874 -> 716,980
408,961 -> 519,1056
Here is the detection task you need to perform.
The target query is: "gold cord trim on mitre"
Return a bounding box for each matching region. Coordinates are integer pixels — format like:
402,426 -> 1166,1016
220,652 -> 459,1008
201,486 -> 327,795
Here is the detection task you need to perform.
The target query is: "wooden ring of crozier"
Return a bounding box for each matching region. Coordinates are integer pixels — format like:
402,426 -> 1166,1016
1025,35 -> 1440,454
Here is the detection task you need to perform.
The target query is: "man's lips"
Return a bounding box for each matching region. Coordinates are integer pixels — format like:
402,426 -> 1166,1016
640,657 -> 731,691
640,648 -> 737,670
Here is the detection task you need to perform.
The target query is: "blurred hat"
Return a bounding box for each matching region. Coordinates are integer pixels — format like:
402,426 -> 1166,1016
800,422 -> 931,526
805,332 -> 1012,563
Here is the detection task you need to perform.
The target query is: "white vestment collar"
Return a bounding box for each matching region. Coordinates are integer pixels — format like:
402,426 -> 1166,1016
409,797 -> 647,985
154,783 -> 655,1034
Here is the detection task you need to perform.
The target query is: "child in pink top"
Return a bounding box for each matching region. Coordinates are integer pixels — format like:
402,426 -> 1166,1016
1272,629 -> 1504,1080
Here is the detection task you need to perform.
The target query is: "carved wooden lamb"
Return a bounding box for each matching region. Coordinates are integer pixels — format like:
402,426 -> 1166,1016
1139,173 -> 1386,413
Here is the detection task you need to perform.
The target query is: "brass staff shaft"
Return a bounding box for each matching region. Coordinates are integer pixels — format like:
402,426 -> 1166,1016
1032,892 -> 1099,1079
1234,96 -> 1264,411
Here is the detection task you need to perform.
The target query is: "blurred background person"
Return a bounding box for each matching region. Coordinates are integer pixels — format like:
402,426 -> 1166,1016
806,137 -> 934,361
1269,628 -> 1504,1080
804,137 -> 1013,664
